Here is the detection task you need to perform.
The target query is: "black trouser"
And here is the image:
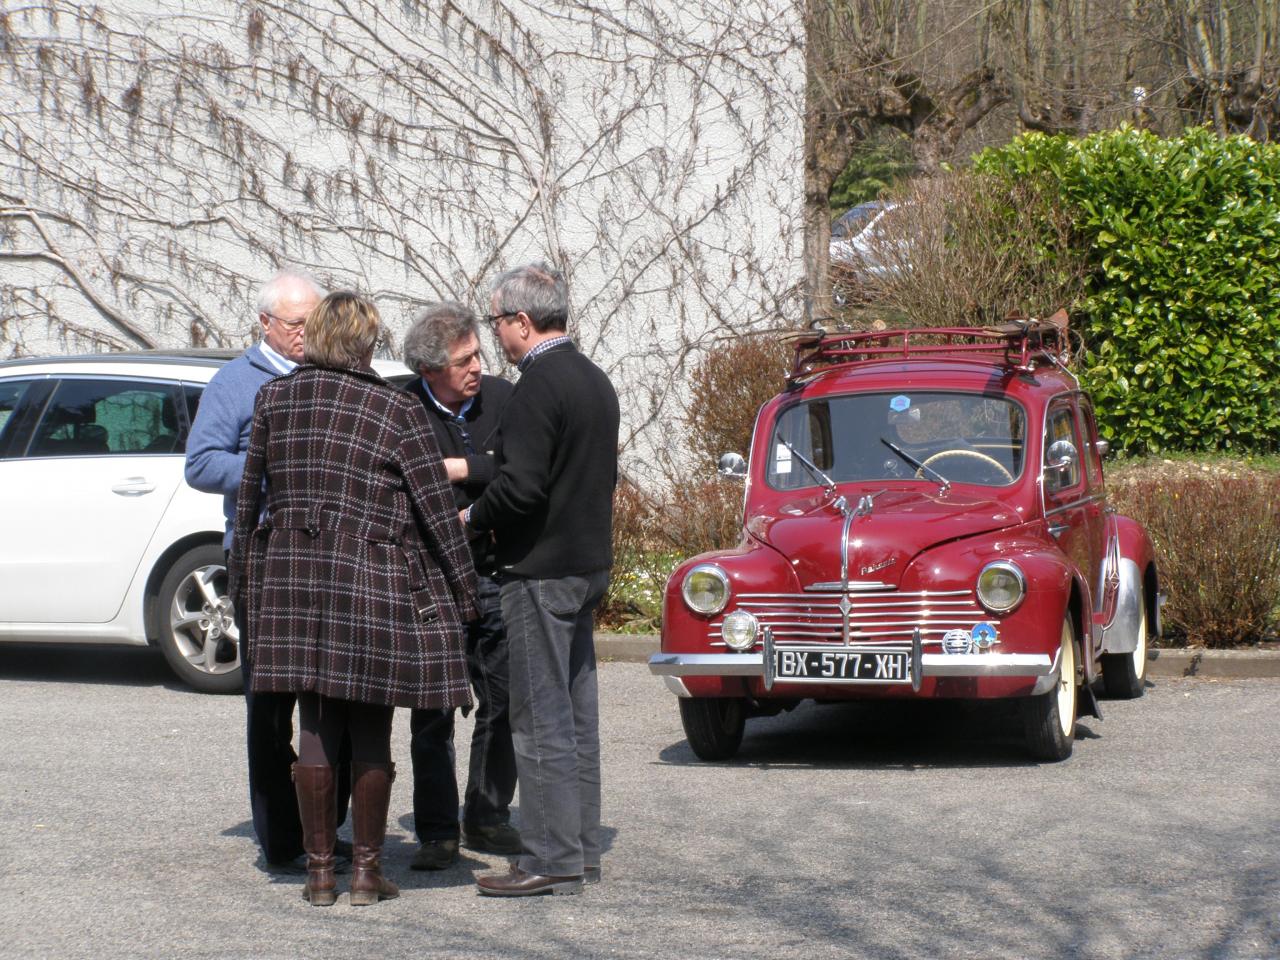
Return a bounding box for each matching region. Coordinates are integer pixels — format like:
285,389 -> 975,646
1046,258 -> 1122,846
410,575 -> 516,841
233,561 -> 350,864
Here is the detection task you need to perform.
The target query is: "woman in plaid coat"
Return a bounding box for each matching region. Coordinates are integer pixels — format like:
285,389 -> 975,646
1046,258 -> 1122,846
229,291 -> 476,907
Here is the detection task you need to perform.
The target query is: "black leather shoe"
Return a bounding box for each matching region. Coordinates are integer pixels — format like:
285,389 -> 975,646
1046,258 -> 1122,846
463,821 -> 523,855
410,838 -> 460,870
476,866 -> 582,897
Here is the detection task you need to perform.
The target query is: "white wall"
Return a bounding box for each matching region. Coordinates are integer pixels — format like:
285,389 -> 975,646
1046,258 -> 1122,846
0,0 -> 805,470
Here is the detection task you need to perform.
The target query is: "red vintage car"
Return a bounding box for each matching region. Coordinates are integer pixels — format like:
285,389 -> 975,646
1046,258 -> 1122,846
650,323 -> 1161,762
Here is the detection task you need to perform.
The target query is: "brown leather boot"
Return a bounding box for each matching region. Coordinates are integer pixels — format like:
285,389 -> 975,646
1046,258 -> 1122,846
292,763 -> 338,907
349,761 -> 399,906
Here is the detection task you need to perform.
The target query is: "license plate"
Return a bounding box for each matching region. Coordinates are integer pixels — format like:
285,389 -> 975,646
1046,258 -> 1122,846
772,647 -> 912,684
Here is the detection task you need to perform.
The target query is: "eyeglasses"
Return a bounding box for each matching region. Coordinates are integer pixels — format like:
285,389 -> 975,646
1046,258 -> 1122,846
484,312 -> 519,330
264,312 -> 306,332
446,348 -> 482,370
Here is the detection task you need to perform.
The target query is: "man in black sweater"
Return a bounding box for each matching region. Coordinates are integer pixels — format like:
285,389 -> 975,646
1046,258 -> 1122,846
401,302 -> 520,870
467,262 -> 620,897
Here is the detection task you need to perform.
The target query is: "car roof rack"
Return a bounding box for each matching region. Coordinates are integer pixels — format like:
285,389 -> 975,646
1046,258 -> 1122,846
781,314 -> 1070,384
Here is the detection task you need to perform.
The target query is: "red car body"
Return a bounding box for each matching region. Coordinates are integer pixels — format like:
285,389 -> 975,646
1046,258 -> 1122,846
650,325 -> 1160,761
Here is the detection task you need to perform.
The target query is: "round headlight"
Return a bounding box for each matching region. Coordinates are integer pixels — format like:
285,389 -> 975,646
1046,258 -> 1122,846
976,561 -> 1025,613
721,610 -> 759,651
682,564 -> 730,615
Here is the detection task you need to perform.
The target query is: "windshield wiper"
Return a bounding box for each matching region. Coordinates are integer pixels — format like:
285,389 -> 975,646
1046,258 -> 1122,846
880,437 -> 950,495
782,440 -> 838,498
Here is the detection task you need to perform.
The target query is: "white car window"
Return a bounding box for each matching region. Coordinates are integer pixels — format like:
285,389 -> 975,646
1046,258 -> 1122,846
0,380 -> 32,435
28,378 -> 185,457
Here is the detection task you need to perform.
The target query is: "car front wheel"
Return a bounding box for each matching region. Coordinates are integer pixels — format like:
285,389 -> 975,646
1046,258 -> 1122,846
156,544 -> 242,694
1021,614 -> 1078,762
678,697 -> 746,761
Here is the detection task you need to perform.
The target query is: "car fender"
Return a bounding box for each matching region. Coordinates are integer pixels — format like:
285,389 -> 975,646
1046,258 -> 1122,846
660,540 -> 798,698
133,479 -> 226,642
902,528 -> 1082,662
1101,512 -> 1160,652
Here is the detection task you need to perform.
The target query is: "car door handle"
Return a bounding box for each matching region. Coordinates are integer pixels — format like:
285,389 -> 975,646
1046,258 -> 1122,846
1047,522 -> 1070,539
112,477 -> 157,496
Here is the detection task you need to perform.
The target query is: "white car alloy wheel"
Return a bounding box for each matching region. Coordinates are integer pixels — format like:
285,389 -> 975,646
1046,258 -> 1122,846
156,544 -> 242,694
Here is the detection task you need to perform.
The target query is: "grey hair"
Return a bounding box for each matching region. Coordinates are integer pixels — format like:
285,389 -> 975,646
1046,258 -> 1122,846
256,267 -> 327,316
403,301 -> 480,373
491,261 -> 568,333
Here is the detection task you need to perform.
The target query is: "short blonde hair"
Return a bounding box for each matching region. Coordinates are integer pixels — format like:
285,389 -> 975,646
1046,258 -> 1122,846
303,291 -> 381,369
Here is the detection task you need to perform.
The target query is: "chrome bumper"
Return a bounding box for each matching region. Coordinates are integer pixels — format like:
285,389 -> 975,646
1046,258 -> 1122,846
648,651 -> 1054,679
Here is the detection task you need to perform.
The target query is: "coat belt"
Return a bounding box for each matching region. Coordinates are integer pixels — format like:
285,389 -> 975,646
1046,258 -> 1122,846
261,505 -> 409,545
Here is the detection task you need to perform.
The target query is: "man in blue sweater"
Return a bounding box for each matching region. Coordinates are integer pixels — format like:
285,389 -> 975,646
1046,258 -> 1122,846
185,267 -> 350,870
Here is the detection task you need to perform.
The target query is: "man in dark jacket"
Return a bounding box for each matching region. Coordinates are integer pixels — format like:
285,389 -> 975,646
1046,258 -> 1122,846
402,302 -> 520,870
467,262 -> 620,897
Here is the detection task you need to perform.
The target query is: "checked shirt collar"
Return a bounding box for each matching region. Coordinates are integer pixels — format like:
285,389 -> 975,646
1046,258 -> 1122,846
517,335 -> 573,373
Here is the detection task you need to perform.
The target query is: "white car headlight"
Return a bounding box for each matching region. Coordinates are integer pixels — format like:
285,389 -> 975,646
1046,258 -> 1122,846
682,564 -> 730,616
976,561 -> 1025,613
721,610 -> 759,651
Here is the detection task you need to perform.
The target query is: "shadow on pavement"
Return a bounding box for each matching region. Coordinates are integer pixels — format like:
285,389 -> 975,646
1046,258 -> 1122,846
656,697 -> 1101,770
0,642 -> 184,690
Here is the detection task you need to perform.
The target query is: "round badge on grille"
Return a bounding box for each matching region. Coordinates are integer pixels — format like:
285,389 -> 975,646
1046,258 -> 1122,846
942,629 -> 972,655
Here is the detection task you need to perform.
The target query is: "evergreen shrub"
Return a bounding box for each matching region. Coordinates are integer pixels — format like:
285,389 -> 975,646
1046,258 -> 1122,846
975,128 -> 1280,456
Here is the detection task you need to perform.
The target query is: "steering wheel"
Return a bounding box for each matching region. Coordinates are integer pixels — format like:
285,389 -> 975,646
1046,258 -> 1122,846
916,449 -> 1014,484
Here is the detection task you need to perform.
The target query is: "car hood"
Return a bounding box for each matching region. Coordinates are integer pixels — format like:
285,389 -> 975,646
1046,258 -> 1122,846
746,488 -> 1022,588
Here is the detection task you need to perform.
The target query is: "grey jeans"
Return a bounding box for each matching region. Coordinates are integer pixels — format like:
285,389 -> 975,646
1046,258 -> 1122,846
500,569 -> 609,877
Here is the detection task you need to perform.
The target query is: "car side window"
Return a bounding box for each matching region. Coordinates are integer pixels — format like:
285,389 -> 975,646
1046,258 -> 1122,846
1044,403 -> 1083,497
0,379 -> 41,457
1079,401 -> 1104,492
0,380 -> 31,436
28,379 -> 186,457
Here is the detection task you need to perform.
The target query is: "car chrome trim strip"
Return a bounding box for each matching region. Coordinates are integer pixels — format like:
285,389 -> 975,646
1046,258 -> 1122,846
745,589 -> 972,600
661,676 -> 693,698
1044,493 -> 1102,517
649,653 -> 765,676
1029,646 -> 1064,695
920,652 -> 1053,676
705,588 -> 996,646
805,581 -> 893,592
651,650 -> 1054,680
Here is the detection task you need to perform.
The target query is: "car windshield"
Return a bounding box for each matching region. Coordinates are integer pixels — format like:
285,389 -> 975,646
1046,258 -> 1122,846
766,391 -> 1026,490
830,202 -> 886,240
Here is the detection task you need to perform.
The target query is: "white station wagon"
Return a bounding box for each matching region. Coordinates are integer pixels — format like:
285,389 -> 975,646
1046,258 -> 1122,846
0,350 -> 412,692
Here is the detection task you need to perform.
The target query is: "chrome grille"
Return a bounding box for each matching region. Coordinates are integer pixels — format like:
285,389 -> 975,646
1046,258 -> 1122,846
709,588 -> 995,649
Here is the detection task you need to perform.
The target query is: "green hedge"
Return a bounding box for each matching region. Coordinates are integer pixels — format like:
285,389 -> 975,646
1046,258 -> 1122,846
975,128 -> 1280,456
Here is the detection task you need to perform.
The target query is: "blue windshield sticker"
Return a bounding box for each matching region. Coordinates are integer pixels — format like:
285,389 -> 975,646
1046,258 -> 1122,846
889,395 -> 911,412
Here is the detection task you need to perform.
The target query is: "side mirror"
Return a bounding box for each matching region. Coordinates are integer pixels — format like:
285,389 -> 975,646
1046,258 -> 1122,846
1095,439 -> 1110,458
1044,439 -> 1078,490
717,452 -> 747,480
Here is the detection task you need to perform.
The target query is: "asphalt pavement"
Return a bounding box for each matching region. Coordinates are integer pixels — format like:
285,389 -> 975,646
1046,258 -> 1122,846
0,643 -> 1276,960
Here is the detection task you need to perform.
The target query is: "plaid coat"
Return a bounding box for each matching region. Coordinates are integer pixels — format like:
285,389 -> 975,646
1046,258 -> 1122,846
228,365 -> 477,710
